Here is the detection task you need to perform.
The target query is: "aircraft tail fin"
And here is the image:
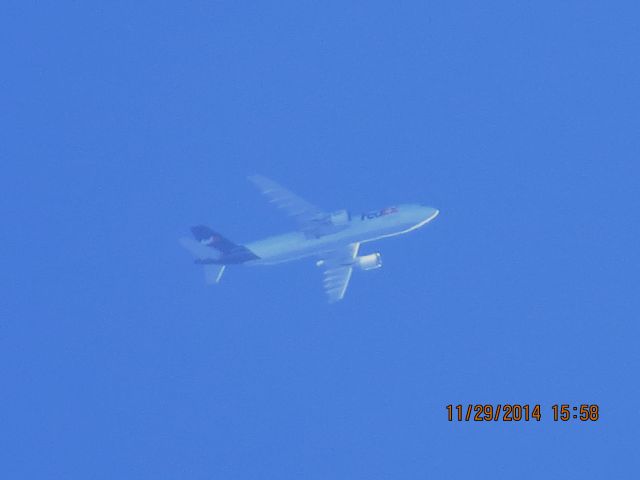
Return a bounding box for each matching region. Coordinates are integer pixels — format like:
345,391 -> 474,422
180,225 -> 252,285
179,236 -> 222,261
190,225 -> 239,254
179,236 -> 225,283
181,225 -> 259,286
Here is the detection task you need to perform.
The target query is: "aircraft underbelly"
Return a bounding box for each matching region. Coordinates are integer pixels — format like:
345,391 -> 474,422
248,237 -> 348,265
246,220 -> 411,265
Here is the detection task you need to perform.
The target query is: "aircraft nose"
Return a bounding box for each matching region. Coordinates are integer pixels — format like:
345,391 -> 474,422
424,206 -> 439,221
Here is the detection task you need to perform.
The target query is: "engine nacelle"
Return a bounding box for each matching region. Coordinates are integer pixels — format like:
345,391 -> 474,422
330,209 -> 351,226
355,253 -> 382,271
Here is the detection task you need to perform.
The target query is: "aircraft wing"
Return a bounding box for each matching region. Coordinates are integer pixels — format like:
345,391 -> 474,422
248,174 -> 331,237
319,243 -> 360,303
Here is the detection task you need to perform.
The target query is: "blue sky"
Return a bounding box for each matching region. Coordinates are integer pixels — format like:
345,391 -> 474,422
2,1 -> 639,478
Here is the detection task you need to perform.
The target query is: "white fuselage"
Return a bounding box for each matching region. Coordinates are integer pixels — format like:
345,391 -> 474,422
244,204 -> 439,265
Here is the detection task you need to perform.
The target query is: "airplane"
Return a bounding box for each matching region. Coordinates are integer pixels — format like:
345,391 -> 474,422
180,175 -> 439,303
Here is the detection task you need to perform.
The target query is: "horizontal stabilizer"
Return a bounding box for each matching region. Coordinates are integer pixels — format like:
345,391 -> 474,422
204,265 -> 225,284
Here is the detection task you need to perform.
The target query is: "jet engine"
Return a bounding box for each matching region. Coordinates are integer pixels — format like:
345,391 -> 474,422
355,253 -> 382,270
330,209 -> 351,226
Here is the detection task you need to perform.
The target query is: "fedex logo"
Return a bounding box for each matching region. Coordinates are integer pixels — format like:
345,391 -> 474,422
361,206 -> 398,220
